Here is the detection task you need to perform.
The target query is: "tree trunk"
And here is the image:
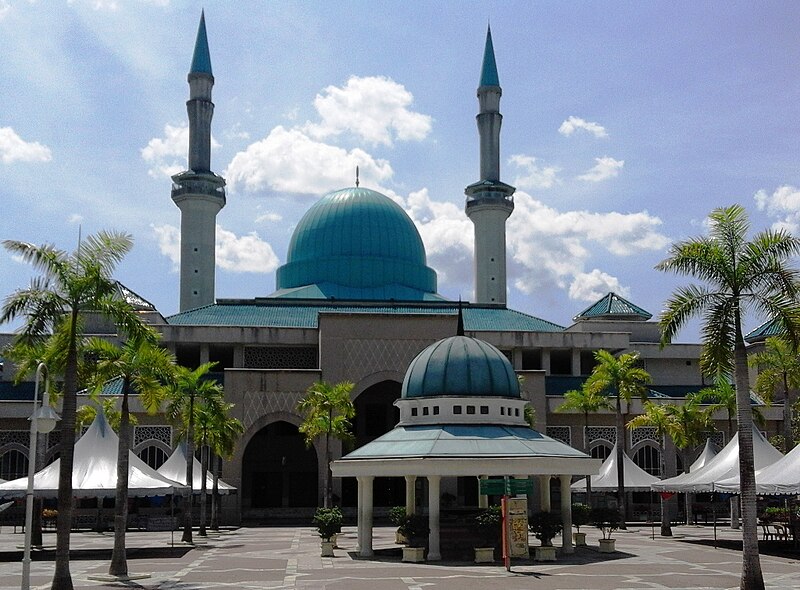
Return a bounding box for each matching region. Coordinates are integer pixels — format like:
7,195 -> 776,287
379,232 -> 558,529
182,394 -> 195,544
659,441 -> 672,536
31,431 -> 47,547
109,381 -> 131,576
52,311 -> 79,590
323,430 -> 331,508
199,444 -> 208,536
734,314 -> 765,590
782,375 -> 794,453
584,413 -> 592,506
615,395 -> 627,527
211,453 -> 220,531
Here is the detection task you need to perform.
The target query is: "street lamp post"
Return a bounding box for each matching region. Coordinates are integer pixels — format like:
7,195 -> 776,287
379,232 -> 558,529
21,363 -> 60,590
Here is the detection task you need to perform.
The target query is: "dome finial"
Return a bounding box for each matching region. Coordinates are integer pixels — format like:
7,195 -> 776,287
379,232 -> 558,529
355,165 -> 360,188
457,298 -> 465,336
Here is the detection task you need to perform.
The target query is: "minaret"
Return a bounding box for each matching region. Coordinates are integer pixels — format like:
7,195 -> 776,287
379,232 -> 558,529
465,26 -> 515,305
171,11 -> 226,312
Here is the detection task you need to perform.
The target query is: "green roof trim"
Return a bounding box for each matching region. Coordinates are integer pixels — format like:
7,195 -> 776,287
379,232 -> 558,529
745,317 -> 782,343
190,11 -> 213,76
479,26 -> 500,87
166,300 -> 564,332
573,292 -> 652,321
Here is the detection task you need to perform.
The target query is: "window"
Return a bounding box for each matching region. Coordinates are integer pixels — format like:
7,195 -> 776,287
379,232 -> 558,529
514,408 -> 520,417
467,406 -> 476,415
433,406 -> 439,415
137,446 -> 169,470
411,408 -> 418,416
0,449 -> 28,481
591,444 -> 612,461
422,407 -> 429,416
634,446 -> 661,476
500,407 -> 505,415
453,405 -> 462,415
480,406 -> 489,415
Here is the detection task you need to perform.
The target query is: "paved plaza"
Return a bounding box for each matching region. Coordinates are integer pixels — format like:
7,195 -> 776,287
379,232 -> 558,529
1,524 -> 799,590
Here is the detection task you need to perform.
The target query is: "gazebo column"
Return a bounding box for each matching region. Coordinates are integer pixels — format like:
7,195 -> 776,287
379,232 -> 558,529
539,475 -> 551,511
357,476 -> 374,557
560,475 -> 574,554
478,475 -> 488,508
427,475 -> 441,561
356,478 -> 362,552
405,475 -> 417,515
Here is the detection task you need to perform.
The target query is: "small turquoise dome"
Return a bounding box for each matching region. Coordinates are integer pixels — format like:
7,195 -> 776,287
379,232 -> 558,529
402,335 -> 520,399
273,187 -> 439,300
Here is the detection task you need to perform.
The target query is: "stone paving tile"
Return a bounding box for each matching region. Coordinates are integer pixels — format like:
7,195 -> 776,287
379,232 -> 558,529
1,524 -> 800,589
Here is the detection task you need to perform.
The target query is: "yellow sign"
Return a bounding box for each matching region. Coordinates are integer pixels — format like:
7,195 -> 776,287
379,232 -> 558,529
506,498 -> 529,558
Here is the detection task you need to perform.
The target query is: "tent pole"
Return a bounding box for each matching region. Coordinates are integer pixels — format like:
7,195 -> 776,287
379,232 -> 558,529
712,492 -> 717,549
171,493 -> 175,547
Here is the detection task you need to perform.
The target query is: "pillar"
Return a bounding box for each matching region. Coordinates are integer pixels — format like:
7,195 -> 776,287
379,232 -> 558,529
427,475 -> 441,561
571,349 -> 581,376
542,349 -> 551,375
357,476 -> 374,557
478,475 -> 488,509
405,475 -> 417,515
560,475 -> 574,554
539,475 -> 551,511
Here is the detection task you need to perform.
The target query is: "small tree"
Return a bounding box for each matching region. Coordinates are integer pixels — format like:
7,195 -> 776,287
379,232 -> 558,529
571,503 -> 591,533
529,511 -> 563,547
474,505 -> 502,548
297,381 -> 355,507
750,336 -> 800,452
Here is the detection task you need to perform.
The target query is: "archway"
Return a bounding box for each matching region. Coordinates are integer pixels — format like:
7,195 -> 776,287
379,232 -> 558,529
343,380 -> 403,507
241,421 -> 318,515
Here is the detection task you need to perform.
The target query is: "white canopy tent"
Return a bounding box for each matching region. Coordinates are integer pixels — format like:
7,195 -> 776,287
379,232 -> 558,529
571,443 -> 660,492
716,441 -> 800,495
651,428 -> 782,494
0,411 -> 187,498
689,439 -> 718,473
156,443 -> 236,494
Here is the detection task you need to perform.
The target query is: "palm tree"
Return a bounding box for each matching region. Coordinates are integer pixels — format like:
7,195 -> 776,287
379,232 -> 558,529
1,231 -> 148,590
657,204 -> 800,590
193,391 -> 226,536
584,350 -> 651,526
199,400 -> 243,531
749,336 -> 800,452
167,362 -> 223,544
556,384 -> 613,505
87,331 -> 175,575
627,402 -> 675,536
695,377 -> 739,441
297,380 -> 355,507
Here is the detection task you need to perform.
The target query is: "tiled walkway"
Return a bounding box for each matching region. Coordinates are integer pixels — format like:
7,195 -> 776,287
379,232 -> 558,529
1,524 -> 799,589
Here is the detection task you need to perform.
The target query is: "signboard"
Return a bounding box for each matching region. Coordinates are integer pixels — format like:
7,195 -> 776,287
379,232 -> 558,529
479,479 -> 506,495
506,498 -> 529,558
479,478 -> 532,496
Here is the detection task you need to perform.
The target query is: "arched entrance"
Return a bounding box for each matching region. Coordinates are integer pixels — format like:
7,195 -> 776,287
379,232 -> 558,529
241,421 -> 318,516
343,380 -> 403,507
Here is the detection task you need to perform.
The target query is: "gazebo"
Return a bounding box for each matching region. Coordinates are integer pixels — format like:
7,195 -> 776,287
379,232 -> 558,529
331,327 -> 599,560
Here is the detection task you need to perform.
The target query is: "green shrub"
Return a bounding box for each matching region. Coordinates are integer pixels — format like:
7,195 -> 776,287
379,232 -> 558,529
572,503 -> 591,532
398,514 -> 429,548
591,506 -> 621,540
313,507 -> 343,540
389,506 -> 407,527
529,511 -> 563,547
474,506 -> 502,548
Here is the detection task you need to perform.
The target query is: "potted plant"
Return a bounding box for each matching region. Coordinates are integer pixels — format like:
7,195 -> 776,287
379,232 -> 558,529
529,511 -> 563,561
571,503 -> 591,546
389,506 -> 408,544
473,506 -> 502,563
398,514 -> 429,562
313,507 -> 343,557
591,507 -> 621,553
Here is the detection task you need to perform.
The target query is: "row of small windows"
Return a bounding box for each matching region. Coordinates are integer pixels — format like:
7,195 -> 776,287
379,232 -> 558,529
410,405 -> 520,417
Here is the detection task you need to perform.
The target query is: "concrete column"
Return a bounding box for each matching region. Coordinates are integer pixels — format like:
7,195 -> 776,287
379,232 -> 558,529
541,349 -> 551,376
478,475 -> 488,509
199,344 -> 210,364
571,349 -> 581,376
512,349 -> 523,370
405,475 -> 417,515
427,475 -> 441,561
539,475 -> 551,511
560,475 -> 574,554
356,478 -> 363,553
357,476 -> 374,557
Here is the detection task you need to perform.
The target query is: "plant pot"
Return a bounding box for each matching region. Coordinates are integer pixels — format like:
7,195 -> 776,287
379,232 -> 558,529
395,530 -> 408,545
321,540 -> 335,557
598,538 -> 616,553
402,546 -> 426,562
331,533 -> 339,548
534,545 -> 557,562
474,547 -> 495,563
572,531 -> 586,546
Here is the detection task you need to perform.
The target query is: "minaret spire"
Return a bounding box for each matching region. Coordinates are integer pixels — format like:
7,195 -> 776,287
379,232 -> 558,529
171,12 -> 226,312
465,25 -> 515,306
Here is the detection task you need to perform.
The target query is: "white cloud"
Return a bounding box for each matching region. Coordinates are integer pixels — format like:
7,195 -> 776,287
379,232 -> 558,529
216,227 -> 279,273
225,126 -> 393,195
568,269 -> 629,301
256,212 -> 283,223
577,156 -> 624,182
68,0 -> 119,10
0,127 -> 52,164
558,116 -> 608,138
152,224 -> 279,274
0,1 -> 10,21
67,214 -> 84,224
509,154 -> 560,190
507,191 -> 669,300
304,75 -> 432,146
141,124 -> 188,178
754,185 -> 800,234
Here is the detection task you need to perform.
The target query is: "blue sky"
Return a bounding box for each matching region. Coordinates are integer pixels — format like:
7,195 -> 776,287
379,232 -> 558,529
2,1 -> 800,341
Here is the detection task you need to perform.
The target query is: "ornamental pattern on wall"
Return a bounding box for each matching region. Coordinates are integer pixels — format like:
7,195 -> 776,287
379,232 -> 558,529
545,426 -> 571,446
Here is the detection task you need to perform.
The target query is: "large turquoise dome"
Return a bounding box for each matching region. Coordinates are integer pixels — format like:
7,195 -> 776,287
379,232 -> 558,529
402,335 -> 520,399
273,187 -> 439,300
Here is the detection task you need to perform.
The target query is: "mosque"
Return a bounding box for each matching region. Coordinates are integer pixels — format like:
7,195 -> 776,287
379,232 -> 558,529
0,15 -> 783,525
